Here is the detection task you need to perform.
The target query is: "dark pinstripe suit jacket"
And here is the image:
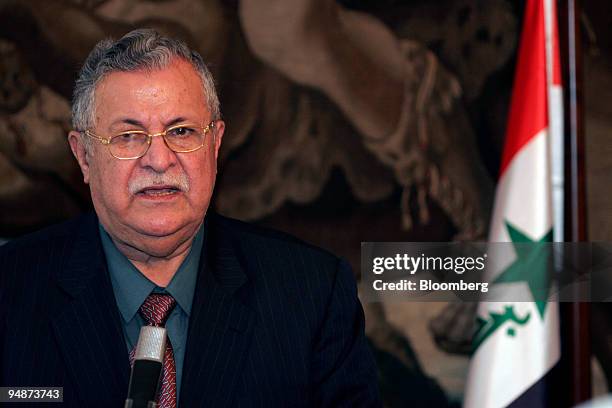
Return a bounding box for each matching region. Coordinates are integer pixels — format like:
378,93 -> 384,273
0,212 -> 380,407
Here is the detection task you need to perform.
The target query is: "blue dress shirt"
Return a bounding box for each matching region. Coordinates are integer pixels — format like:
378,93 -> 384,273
99,223 -> 204,403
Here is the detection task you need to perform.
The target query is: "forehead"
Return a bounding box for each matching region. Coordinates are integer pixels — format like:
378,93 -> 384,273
93,59 -> 208,127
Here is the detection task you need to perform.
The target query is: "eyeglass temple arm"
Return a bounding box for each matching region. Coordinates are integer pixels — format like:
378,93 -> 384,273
82,130 -> 111,144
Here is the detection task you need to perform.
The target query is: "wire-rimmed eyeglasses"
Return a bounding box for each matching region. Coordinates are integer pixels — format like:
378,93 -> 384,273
82,121 -> 215,160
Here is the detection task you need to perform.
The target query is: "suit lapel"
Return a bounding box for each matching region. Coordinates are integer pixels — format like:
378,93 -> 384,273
51,214 -> 130,406
180,214 -> 255,407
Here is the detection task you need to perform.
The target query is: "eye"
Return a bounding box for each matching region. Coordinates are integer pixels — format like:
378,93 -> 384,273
167,126 -> 196,138
111,132 -> 147,144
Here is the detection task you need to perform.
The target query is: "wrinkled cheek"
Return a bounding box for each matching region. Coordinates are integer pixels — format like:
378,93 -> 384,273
89,173 -> 130,216
191,175 -> 217,213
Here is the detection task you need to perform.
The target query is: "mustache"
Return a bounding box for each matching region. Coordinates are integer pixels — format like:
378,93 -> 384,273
128,172 -> 190,194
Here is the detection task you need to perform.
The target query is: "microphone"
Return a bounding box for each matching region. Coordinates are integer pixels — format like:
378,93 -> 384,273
124,326 -> 167,408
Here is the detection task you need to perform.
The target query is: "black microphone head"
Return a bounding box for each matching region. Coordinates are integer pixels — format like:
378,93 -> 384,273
125,326 -> 167,408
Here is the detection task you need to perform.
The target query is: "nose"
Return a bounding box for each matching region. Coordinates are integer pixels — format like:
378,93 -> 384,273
138,133 -> 177,172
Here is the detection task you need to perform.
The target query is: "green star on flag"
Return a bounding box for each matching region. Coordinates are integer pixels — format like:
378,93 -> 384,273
493,221 -> 553,319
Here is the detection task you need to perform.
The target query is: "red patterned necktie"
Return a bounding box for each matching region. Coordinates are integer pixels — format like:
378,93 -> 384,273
129,294 -> 177,408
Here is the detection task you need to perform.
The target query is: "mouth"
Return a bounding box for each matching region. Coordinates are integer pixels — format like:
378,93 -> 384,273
136,185 -> 182,197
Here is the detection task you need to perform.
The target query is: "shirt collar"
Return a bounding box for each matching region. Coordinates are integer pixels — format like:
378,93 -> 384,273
99,222 -> 205,323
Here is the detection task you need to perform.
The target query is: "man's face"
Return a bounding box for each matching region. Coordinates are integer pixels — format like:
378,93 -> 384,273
69,59 -> 224,257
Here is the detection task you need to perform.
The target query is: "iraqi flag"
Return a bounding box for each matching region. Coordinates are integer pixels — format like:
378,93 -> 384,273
464,0 -> 563,407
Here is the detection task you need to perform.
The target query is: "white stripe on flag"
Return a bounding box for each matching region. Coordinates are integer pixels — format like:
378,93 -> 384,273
464,301 -> 559,408
489,129 -> 553,244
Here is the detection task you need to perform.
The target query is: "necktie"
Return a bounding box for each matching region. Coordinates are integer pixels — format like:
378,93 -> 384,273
129,294 -> 177,408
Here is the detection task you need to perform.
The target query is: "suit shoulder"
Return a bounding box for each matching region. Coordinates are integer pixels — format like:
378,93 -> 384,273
0,213 -> 93,257
210,212 -> 340,266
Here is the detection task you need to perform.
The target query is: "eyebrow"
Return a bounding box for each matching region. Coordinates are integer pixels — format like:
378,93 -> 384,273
109,117 -> 189,130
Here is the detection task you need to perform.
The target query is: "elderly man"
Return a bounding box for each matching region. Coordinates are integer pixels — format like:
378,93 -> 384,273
0,29 -> 380,407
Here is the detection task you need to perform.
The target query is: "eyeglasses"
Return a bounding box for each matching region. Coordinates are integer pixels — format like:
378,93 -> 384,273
83,121 -> 216,160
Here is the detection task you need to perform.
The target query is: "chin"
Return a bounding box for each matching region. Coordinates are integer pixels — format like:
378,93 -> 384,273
128,201 -> 198,233
136,216 -> 192,237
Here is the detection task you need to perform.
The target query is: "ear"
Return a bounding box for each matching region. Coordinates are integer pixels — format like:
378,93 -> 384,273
68,130 -> 91,184
212,120 -> 225,161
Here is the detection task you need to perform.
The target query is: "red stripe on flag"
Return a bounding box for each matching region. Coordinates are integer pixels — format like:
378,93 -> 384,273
499,0 -> 548,178
551,0 -> 562,86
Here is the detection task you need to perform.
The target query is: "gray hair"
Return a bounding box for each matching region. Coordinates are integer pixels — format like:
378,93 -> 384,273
71,28 -> 220,136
